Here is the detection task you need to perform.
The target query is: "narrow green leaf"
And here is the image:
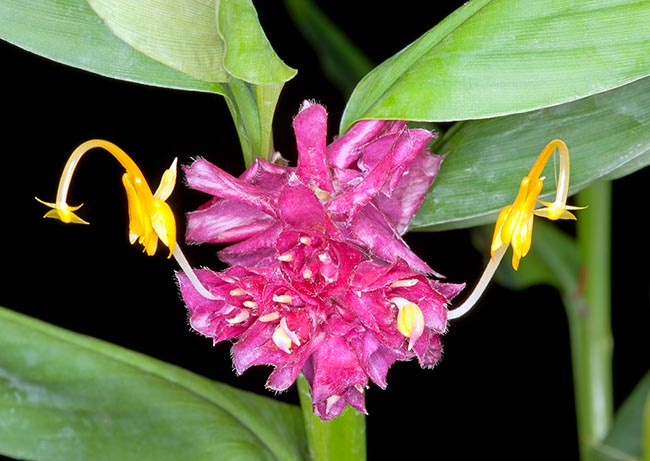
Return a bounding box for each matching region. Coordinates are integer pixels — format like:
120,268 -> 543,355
341,0 -> 650,130
410,76 -> 650,231
284,0 -> 373,97
0,306 -> 307,461
593,372 -> 650,461
0,0 -> 222,92
643,388 -> 650,461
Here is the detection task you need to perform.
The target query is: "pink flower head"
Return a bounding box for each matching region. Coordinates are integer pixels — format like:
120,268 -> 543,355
176,101 -> 464,420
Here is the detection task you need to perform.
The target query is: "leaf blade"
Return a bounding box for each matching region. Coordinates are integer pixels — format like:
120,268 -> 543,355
411,77 -> 650,231
87,0 -> 227,82
593,372 -> 650,461
0,0 -> 223,92
219,0 -> 297,84
341,0 -> 650,130
0,306 -> 307,461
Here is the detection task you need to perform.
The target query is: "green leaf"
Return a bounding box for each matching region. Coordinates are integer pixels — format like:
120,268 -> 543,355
1,0 -> 296,92
410,76 -> 650,232
593,371 -> 650,461
87,0 -> 227,82
641,390 -> 650,461
219,0 -> 297,85
87,0 -> 295,84
0,0 -> 222,92
341,0 -> 650,131
0,306 -> 307,461
644,387 -> 650,461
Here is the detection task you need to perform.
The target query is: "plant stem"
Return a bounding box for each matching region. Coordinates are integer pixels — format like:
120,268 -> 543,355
571,181 -> 614,460
222,78 -> 283,167
297,374 -> 367,461
223,79 -> 262,167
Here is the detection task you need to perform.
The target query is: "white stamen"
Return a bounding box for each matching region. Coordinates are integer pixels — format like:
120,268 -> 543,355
314,187 -> 332,202
273,294 -> 293,304
229,287 -> 246,296
243,300 -> 258,309
280,317 -> 301,346
278,253 -> 293,262
325,395 -> 340,414
259,312 -> 281,322
226,310 -> 250,324
389,296 -> 411,309
272,325 -> 293,354
299,236 -> 312,245
390,278 -> 418,288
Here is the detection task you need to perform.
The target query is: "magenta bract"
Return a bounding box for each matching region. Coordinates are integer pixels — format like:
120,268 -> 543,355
176,101 -> 464,420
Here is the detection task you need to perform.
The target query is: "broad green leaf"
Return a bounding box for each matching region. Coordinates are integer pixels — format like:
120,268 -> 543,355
1,0 -> 296,92
87,0 -> 295,85
219,0 -> 297,85
341,0 -> 650,131
87,0 -> 227,82
593,372 -> 650,461
0,0 -> 222,92
410,76 -> 650,232
0,306 -> 307,461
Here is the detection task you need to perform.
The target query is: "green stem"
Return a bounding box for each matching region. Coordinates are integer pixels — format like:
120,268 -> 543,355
297,374 -> 367,461
222,78 -> 282,167
571,181 -> 614,461
223,79 -> 261,167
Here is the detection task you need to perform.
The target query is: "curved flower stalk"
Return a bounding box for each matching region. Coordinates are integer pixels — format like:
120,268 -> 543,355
36,139 -> 216,300
448,139 -> 586,320
177,101 -> 464,420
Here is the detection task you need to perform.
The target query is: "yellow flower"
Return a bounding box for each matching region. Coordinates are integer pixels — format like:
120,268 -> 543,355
490,139 -> 585,270
448,139 -> 585,320
36,139 -> 177,257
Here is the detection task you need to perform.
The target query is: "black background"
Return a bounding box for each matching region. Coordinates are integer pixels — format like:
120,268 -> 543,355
2,1 -> 649,460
